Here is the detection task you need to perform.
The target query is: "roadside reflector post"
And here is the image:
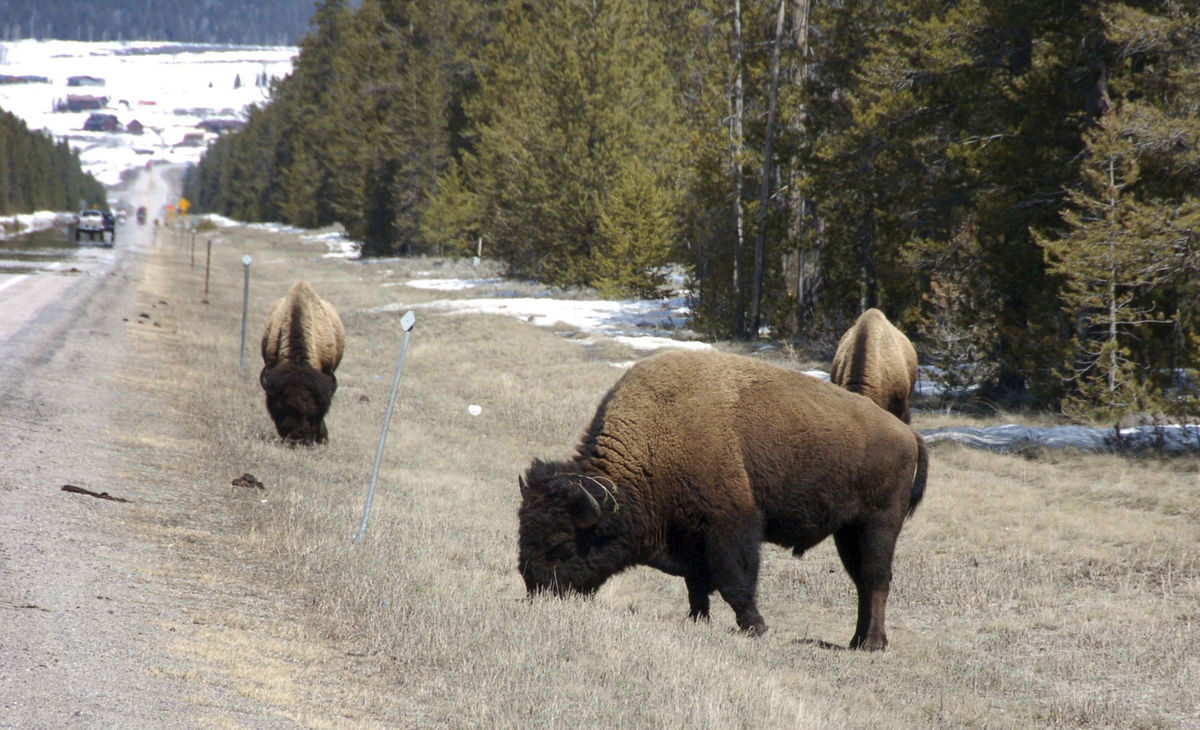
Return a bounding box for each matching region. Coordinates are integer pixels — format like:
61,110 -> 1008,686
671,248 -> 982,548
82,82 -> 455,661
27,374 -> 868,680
204,239 -> 212,296
239,254 -> 251,372
352,310 -> 416,545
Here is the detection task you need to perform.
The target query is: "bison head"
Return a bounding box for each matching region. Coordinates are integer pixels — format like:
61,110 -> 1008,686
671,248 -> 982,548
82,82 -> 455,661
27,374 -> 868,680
260,362 -> 337,445
517,460 -> 626,597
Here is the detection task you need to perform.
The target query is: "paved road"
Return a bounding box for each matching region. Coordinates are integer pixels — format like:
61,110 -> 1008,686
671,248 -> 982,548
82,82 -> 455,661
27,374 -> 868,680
0,166 -> 296,727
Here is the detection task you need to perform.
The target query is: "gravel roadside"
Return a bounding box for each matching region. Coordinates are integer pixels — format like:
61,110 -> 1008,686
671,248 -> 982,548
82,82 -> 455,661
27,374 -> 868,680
0,167 -> 303,728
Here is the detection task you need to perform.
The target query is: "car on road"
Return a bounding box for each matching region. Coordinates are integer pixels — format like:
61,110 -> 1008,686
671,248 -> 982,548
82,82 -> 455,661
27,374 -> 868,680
75,209 -> 113,246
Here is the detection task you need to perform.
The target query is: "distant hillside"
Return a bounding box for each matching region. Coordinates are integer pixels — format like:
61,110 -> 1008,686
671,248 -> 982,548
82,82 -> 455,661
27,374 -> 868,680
3,0 -> 318,46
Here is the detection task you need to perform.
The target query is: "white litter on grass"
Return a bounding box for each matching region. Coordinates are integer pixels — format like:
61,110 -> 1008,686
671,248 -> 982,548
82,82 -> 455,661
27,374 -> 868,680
467,404 -> 483,416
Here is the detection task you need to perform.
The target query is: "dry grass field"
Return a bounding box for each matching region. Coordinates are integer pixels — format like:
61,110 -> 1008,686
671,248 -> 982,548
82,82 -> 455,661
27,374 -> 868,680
127,223 -> 1199,728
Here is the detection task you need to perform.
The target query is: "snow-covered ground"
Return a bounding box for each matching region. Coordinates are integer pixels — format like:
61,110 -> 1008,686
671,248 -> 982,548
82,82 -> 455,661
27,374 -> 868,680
5,40 -> 1195,455
0,210 -> 76,240
0,40 -> 295,187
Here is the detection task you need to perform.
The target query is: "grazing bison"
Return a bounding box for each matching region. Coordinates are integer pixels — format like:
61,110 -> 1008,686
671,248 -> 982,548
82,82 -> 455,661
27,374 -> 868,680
830,308 -> 919,423
517,349 -> 927,651
260,280 -> 345,445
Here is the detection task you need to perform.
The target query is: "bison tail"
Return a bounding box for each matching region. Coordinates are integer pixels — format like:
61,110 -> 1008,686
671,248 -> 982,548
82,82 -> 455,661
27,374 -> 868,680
906,432 -> 928,519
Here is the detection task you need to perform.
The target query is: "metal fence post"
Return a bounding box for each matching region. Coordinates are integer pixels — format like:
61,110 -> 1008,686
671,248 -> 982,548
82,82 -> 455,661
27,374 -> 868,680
352,310 -> 416,545
204,239 -> 212,296
239,254 -> 251,372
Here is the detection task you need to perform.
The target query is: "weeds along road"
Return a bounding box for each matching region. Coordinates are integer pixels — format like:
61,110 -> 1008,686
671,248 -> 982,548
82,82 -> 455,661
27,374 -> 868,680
0,165 -> 305,727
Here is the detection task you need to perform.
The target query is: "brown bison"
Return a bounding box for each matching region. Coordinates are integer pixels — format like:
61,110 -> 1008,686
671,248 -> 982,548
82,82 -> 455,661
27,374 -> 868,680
260,280 -> 345,445
831,308 -> 919,423
517,349 -> 927,651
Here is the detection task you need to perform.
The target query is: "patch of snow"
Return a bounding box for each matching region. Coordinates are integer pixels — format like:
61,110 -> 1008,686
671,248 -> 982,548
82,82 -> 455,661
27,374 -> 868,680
403,278 -> 504,291
398,293 -> 708,352
921,423 -> 1200,454
0,211 -> 73,239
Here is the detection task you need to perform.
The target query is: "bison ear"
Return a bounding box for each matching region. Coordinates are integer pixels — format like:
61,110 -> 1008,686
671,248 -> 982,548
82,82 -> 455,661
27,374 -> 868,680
567,487 -> 601,529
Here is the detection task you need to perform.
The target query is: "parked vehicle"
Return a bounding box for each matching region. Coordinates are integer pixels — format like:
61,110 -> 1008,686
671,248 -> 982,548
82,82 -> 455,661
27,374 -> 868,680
75,209 -> 112,246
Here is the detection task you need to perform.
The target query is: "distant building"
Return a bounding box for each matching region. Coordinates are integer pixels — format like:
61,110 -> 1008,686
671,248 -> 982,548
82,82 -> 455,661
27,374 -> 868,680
125,119 -> 145,135
195,118 -> 245,134
67,75 -> 105,87
177,132 -> 206,147
83,113 -> 121,132
0,74 -> 50,85
58,94 -> 109,112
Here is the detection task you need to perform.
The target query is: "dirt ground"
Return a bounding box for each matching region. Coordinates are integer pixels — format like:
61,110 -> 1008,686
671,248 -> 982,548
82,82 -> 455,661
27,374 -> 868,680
0,167 -> 312,728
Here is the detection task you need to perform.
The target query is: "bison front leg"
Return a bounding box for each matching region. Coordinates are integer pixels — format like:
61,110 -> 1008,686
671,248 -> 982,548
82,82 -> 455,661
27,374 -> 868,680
684,573 -> 713,622
708,518 -> 767,637
834,522 -> 899,651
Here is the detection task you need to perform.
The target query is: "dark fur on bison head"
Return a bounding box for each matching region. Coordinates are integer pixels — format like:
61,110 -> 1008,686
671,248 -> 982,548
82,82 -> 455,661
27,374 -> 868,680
260,362 -> 337,445
517,460 -> 632,597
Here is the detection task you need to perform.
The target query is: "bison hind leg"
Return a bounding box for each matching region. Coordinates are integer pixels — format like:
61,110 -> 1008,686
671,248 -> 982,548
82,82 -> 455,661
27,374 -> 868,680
833,522 -> 898,651
684,573 -> 713,622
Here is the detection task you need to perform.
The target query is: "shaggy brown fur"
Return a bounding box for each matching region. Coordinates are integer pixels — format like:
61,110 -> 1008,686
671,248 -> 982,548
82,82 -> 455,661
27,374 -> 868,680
518,349 -> 927,651
260,281 -> 345,444
830,308 -> 919,423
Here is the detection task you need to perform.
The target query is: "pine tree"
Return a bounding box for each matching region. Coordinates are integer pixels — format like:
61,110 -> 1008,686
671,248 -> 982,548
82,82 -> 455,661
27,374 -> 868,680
806,1 -> 1107,399
1040,111 -> 1174,419
446,0 -> 686,294
1036,2 -> 1200,418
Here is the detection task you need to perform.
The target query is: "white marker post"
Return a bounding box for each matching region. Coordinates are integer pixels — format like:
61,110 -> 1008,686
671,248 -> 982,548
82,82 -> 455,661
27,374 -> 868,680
352,310 -> 416,545
238,254 -> 251,372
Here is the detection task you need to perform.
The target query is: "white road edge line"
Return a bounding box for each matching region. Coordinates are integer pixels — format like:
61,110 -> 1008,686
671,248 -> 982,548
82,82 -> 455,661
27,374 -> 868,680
0,274 -> 30,294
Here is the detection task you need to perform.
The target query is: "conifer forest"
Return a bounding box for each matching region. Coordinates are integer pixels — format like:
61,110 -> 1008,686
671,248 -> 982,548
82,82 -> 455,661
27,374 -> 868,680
181,0 -> 1200,417
1,108 -> 106,218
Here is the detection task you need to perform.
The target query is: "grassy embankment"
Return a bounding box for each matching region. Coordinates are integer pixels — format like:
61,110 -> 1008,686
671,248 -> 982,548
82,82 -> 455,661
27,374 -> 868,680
129,221 -> 1199,728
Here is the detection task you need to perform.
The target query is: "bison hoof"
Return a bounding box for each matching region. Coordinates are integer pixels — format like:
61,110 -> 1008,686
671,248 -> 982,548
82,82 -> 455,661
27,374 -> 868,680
849,634 -> 887,651
739,619 -> 768,638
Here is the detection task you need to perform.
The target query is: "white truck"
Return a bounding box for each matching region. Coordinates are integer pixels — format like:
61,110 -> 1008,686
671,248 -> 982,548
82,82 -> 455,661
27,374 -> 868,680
74,209 -> 113,246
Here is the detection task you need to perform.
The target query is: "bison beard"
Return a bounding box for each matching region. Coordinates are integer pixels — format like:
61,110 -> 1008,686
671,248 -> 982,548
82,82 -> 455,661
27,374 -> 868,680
517,349 -> 927,650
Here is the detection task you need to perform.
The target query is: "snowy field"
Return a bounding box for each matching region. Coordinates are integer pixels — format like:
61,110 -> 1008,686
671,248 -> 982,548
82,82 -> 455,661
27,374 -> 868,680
0,39 -> 295,188
4,40 -> 1196,454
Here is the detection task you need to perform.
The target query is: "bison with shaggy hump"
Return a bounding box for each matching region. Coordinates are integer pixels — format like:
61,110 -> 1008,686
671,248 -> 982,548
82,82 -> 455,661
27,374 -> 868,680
518,349 -> 927,651
830,308 -> 919,423
260,280 -> 345,445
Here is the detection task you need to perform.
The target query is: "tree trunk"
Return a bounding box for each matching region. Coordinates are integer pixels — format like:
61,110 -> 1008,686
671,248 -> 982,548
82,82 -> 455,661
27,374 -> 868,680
732,0 -> 747,337
782,0 -> 812,337
749,0 -> 787,338
1106,156 -> 1118,393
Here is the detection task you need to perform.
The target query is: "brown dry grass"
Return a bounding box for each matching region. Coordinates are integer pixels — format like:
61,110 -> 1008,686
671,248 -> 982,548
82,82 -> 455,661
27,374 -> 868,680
132,223 -> 1199,728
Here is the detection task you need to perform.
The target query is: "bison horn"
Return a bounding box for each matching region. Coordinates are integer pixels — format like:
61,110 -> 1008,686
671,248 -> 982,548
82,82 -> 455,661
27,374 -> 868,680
569,486 -> 601,529
518,475 -> 530,498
